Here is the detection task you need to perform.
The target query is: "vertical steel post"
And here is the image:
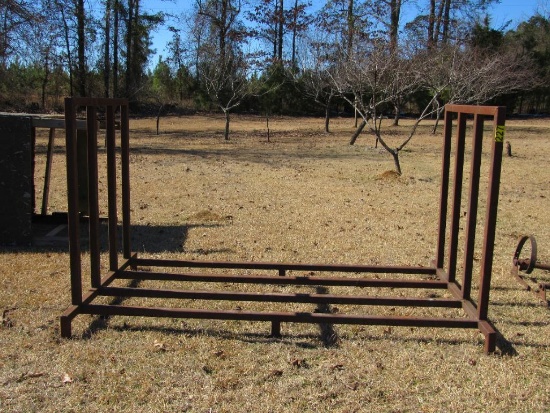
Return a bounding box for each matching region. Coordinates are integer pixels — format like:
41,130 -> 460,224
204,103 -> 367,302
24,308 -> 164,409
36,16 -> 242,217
64,98 -> 83,305
121,104 -> 132,259
106,105 -> 118,271
447,113 -> 467,282
478,108 -> 505,320
436,109 -> 453,270
461,114 -> 484,299
86,106 -> 101,288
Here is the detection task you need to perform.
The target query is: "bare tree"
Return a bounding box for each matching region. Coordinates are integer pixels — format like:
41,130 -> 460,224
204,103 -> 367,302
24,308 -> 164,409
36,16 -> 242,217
330,44 -> 425,174
201,50 -> 254,140
330,42 -> 536,175
75,0 -> 86,96
196,0 -> 255,140
423,45 -> 538,131
197,0 -> 242,63
0,0 -> 36,69
297,35 -> 338,133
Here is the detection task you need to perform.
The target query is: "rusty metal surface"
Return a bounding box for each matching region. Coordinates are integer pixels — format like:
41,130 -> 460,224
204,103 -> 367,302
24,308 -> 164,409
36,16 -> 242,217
511,235 -> 550,306
116,267 -> 448,289
61,100 -> 506,354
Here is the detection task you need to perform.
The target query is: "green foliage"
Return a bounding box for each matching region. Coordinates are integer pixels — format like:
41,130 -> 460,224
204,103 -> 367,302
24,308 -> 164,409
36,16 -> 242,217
151,58 -> 174,99
0,61 -> 45,109
256,62 -> 311,115
506,15 -> 550,112
470,16 -> 504,51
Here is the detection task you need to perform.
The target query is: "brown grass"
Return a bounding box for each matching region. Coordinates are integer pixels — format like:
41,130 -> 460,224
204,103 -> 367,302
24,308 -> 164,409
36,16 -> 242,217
1,114 -> 549,412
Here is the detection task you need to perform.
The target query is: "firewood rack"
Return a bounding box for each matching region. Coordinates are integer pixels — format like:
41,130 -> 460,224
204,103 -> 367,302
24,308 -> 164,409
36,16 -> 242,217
60,98 -> 505,353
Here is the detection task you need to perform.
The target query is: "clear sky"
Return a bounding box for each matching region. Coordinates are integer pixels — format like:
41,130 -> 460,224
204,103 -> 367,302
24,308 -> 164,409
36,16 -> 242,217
142,0 -> 546,64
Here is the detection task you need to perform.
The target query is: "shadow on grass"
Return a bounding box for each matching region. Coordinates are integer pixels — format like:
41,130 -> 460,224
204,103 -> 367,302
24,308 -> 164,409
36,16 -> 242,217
130,222 -> 224,254
81,278 -> 143,340
76,317 -> 531,355
20,217 -> 225,254
314,286 -> 340,348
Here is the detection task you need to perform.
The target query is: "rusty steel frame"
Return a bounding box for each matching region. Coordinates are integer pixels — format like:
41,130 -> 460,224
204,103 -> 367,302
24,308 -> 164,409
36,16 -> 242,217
511,235 -> 550,306
60,99 -> 506,353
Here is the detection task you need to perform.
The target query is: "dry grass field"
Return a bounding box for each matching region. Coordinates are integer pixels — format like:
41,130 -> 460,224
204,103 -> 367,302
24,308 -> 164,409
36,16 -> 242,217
1,113 -> 549,412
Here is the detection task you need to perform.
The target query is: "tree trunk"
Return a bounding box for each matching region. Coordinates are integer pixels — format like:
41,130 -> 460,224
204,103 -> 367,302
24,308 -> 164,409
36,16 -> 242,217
442,0 -> 451,44
349,120 -> 366,145
41,57 -> 49,109
432,107 -> 443,134
76,0 -> 86,97
220,0 -> 227,61
391,150 -> 402,175
433,0 -> 446,46
113,0 -> 119,97
104,0 -> 111,98
277,0 -> 284,61
325,103 -> 331,133
266,112 -> 270,142
130,0 -> 141,95
224,110 -> 230,140
291,0 -> 298,67
156,103 -> 164,135
59,5 -> 73,96
393,103 -> 400,126
346,0 -> 354,56
125,0 -> 134,98
427,0 -> 435,49
389,0 -> 401,54
273,1 -> 278,59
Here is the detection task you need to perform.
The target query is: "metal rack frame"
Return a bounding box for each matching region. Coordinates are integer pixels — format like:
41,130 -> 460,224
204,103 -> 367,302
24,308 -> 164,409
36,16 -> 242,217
60,98 -> 505,353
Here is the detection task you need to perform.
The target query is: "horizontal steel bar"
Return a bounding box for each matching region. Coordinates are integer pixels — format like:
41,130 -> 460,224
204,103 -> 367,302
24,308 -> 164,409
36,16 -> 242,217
100,286 -> 463,308
445,105 -> 503,116
116,270 -> 448,289
134,257 -> 436,275
80,304 -> 479,328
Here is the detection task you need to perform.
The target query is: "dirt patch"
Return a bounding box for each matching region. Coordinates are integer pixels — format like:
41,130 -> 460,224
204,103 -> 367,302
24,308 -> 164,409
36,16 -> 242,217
377,170 -> 401,180
187,210 -> 228,222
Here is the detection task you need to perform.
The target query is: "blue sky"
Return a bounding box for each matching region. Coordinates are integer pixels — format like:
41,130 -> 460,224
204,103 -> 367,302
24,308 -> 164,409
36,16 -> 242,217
143,0 -> 546,63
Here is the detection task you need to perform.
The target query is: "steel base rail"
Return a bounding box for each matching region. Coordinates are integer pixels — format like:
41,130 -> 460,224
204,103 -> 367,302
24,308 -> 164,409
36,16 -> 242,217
60,100 -> 505,354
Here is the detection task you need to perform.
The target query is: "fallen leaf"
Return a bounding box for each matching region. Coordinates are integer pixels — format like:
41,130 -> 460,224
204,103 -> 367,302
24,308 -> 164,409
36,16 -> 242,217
291,358 -> 308,368
153,339 -> 166,351
2,307 -> 16,328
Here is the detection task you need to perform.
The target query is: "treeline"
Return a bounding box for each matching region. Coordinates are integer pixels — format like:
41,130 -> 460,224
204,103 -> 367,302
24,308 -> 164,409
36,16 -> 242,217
1,0 -> 549,119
